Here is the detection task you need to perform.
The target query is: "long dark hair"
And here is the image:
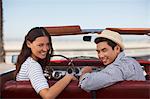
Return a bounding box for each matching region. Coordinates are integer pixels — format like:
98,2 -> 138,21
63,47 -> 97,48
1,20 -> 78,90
15,27 -> 53,77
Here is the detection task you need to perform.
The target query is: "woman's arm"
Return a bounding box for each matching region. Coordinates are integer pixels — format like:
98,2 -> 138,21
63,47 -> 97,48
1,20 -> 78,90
39,74 -> 76,99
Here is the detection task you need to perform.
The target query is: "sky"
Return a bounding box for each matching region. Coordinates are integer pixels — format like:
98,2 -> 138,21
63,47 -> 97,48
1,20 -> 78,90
3,0 -> 150,40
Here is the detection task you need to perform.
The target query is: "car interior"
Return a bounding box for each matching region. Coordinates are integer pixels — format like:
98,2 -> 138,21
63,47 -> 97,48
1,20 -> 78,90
1,25 -> 150,99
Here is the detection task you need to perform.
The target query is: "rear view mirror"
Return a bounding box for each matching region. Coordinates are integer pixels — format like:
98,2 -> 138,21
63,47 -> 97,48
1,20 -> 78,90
83,36 -> 92,42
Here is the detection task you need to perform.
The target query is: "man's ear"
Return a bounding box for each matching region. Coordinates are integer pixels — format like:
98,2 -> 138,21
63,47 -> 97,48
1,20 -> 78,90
115,45 -> 121,53
26,40 -> 31,48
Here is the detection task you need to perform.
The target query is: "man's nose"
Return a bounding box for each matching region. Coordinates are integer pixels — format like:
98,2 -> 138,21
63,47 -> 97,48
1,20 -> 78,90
98,52 -> 104,58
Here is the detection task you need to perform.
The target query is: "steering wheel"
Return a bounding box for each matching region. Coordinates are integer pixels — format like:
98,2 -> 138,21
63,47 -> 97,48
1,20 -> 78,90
44,54 -> 79,80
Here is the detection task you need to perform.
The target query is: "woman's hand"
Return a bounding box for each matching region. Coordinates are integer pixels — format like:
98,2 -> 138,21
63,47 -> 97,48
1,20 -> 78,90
65,74 -> 78,81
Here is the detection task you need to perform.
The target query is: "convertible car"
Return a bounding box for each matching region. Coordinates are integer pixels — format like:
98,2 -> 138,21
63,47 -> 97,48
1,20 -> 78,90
1,25 -> 150,99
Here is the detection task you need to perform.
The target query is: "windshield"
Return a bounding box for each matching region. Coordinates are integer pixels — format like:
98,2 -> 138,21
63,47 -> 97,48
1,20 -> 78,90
52,34 -> 150,60
5,31 -> 150,64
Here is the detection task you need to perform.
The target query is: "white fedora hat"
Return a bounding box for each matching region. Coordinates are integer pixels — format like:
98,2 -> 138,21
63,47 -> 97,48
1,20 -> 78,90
95,30 -> 124,50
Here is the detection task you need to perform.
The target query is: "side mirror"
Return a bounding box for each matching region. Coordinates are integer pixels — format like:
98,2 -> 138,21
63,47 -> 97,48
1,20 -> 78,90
12,55 -> 18,64
83,36 -> 92,42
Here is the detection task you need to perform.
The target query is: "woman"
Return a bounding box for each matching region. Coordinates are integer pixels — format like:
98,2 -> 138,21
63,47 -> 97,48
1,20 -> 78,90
15,27 -> 76,99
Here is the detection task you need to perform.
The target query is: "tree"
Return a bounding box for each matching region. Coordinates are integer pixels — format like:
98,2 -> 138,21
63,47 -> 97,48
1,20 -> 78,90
0,0 -> 5,62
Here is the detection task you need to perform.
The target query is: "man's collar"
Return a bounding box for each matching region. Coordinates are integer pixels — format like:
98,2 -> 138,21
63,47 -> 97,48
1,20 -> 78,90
114,52 -> 125,62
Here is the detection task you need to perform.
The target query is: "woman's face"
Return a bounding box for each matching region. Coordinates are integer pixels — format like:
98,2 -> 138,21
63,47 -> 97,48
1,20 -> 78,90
27,36 -> 50,61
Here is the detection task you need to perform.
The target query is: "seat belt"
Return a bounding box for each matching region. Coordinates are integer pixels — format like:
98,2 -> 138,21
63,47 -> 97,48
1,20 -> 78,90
91,90 -> 96,99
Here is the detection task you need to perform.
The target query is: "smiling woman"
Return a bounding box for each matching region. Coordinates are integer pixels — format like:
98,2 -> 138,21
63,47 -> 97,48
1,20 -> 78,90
15,27 -> 77,99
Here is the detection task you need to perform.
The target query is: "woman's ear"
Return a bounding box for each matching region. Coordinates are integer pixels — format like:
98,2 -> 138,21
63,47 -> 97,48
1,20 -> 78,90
26,40 -> 31,48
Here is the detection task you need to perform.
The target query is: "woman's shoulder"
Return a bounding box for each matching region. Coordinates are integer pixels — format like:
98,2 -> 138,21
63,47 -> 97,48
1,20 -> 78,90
22,57 -> 40,67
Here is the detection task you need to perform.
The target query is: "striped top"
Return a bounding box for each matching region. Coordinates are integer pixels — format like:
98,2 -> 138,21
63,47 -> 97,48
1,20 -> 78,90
16,57 -> 49,93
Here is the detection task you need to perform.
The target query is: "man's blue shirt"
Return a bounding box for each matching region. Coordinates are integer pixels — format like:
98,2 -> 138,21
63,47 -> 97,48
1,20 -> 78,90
79,52 -> 146,92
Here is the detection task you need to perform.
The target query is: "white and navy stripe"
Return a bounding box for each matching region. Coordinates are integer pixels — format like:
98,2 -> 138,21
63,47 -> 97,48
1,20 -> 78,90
16,57 -> 49,93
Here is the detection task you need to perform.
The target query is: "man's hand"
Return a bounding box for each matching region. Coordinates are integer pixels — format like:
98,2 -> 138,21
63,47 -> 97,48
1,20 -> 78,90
81,66 -> 93,74
80,66 -> 93,79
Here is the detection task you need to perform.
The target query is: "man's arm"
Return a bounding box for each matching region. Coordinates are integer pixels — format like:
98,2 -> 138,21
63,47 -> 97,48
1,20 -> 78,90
79,66 -> 93,80
79,66 -> 124,92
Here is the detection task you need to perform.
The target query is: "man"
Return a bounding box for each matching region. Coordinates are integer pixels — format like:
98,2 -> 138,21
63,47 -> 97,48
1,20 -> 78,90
79,30 -> 145,92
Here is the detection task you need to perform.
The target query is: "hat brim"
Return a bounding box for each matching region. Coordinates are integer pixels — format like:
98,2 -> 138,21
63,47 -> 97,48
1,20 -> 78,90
94,36 -> 124,50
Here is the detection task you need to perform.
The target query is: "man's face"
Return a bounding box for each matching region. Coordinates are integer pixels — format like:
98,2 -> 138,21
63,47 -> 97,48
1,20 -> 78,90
96,41 -> 120,65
